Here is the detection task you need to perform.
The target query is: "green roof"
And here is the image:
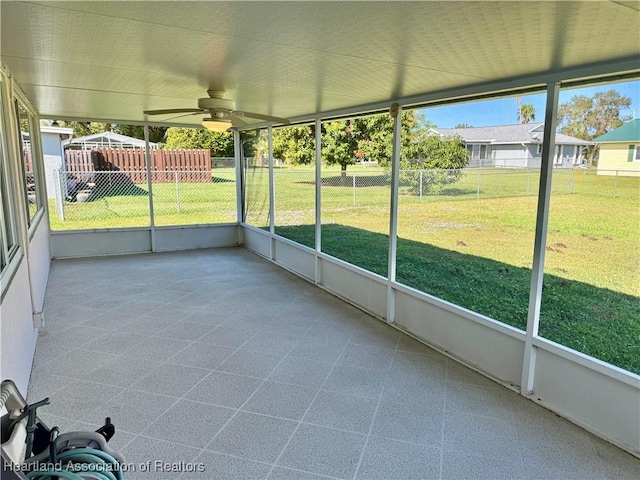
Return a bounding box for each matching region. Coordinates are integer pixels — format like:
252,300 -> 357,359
593,119 -> 640,142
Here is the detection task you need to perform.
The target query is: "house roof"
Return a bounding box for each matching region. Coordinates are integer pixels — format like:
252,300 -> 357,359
434,124 -> 591,146
40,126 -> 74,135
62,131 -> 157,148
1,2 -> 638,128
22,127 -> 73,144
592,119 -> 640,143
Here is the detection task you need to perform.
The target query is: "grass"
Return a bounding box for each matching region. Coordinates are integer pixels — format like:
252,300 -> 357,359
49,169 -> 237,229
50,166 -> 640,373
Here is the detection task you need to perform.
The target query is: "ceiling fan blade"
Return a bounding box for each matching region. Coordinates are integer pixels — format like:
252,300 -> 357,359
143,108 -> 204,115
229,113 -> 248,128
238,111 -> 290,125
161,112 -> 206,123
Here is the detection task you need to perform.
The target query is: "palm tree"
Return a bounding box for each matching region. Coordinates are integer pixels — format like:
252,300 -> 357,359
518,104 -> 536,124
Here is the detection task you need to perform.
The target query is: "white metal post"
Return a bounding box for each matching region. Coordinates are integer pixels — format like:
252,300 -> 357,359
521,81 -> 560,395
352,175 -> 356,206
315,119 -> 322,285
174,171 -> 180,214
143,126 -> 156,252
570,166 -> 575,194
387,103 -> 401,324
234,130 -> 243,226
268,125 -> 275,260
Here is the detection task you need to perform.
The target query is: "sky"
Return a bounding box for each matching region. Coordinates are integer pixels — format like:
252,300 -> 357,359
420,79 -> 639,129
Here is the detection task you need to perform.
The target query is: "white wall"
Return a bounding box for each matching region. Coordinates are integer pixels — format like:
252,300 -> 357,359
394,286 -> 524,386
272,236 -> 316,281
0,219 -> 51,396
319,255 -> 388,319
50,229 -> 152,258
50,225 -> 239,258
154,224 -> 238,252
0,69 -> 51,397
27,215 -> 51,313
41,131 -> 66,199
533,341 -> 640,454
1,258 -> 39,395
242,225 -> 271,258
493,145 -> 531,168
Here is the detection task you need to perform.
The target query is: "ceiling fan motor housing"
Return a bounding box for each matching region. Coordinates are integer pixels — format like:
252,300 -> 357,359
198,97 -> 236,111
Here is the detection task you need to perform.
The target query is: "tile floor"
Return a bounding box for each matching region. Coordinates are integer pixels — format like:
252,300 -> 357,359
29,248 -> 639,480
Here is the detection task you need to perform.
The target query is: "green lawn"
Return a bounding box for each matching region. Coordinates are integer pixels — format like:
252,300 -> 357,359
50,166 -> 640,373
49,168 -> 237,229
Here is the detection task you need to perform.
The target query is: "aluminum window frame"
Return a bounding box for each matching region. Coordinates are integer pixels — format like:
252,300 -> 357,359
13,94 -> 46,232
0,75 -> 22,293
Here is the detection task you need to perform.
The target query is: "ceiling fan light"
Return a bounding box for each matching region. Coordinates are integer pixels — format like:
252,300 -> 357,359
202,118 -> 232,132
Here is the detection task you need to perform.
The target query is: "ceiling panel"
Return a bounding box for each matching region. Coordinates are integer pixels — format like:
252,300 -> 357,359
2,1 -> 639,127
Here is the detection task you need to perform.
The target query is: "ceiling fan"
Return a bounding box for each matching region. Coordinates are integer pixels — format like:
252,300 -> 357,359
143,90 -> 290,131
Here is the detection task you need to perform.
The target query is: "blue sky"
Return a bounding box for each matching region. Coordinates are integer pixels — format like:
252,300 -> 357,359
420,79 -> 639,129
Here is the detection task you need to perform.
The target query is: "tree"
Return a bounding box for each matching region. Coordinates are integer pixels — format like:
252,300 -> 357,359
52,121 -> 168,143
57,121 -> 112,137
322,110 -> 430,180
164,127 -> 234,156
271,111 -> 434,176
518,104 -> 536,124
322,120 -> 360,181
558,89 -> 632,163
272,125 -> 316,165
321,115 -> 392,181
113,124 -> 167,144
558,89 -> 632,140
455,123 -> 473,129
248,109 -> 468,195
399,134 -> 470,195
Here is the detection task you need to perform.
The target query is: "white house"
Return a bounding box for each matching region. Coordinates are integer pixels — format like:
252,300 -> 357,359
21,126 -> 73,199
40,126 -> 74,199
434,123 -> 592,168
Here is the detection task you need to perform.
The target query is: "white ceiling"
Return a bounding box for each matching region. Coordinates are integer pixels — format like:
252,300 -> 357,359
2,1 -> 639,127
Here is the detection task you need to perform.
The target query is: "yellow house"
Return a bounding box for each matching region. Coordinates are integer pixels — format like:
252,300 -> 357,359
594,119 -> 640,176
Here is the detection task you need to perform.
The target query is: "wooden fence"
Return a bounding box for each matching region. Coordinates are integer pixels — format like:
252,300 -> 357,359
65,148 -> 212,183
24,149 -> 34,173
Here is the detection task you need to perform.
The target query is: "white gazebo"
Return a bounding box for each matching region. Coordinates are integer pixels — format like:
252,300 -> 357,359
62,131 -> 157,150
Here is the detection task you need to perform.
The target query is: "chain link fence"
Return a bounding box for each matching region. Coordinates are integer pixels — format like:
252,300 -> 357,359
273,169 -> 316,247
49,165 -> 638,231
51,170 -> 150,229
50,169 -> 237,230
311,167 -> 638,206
244,166 -> 270,228
551,168 -> 639,198
320,169 -> 391,277
273,170 -> 316,226
152,168 -> 236,226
